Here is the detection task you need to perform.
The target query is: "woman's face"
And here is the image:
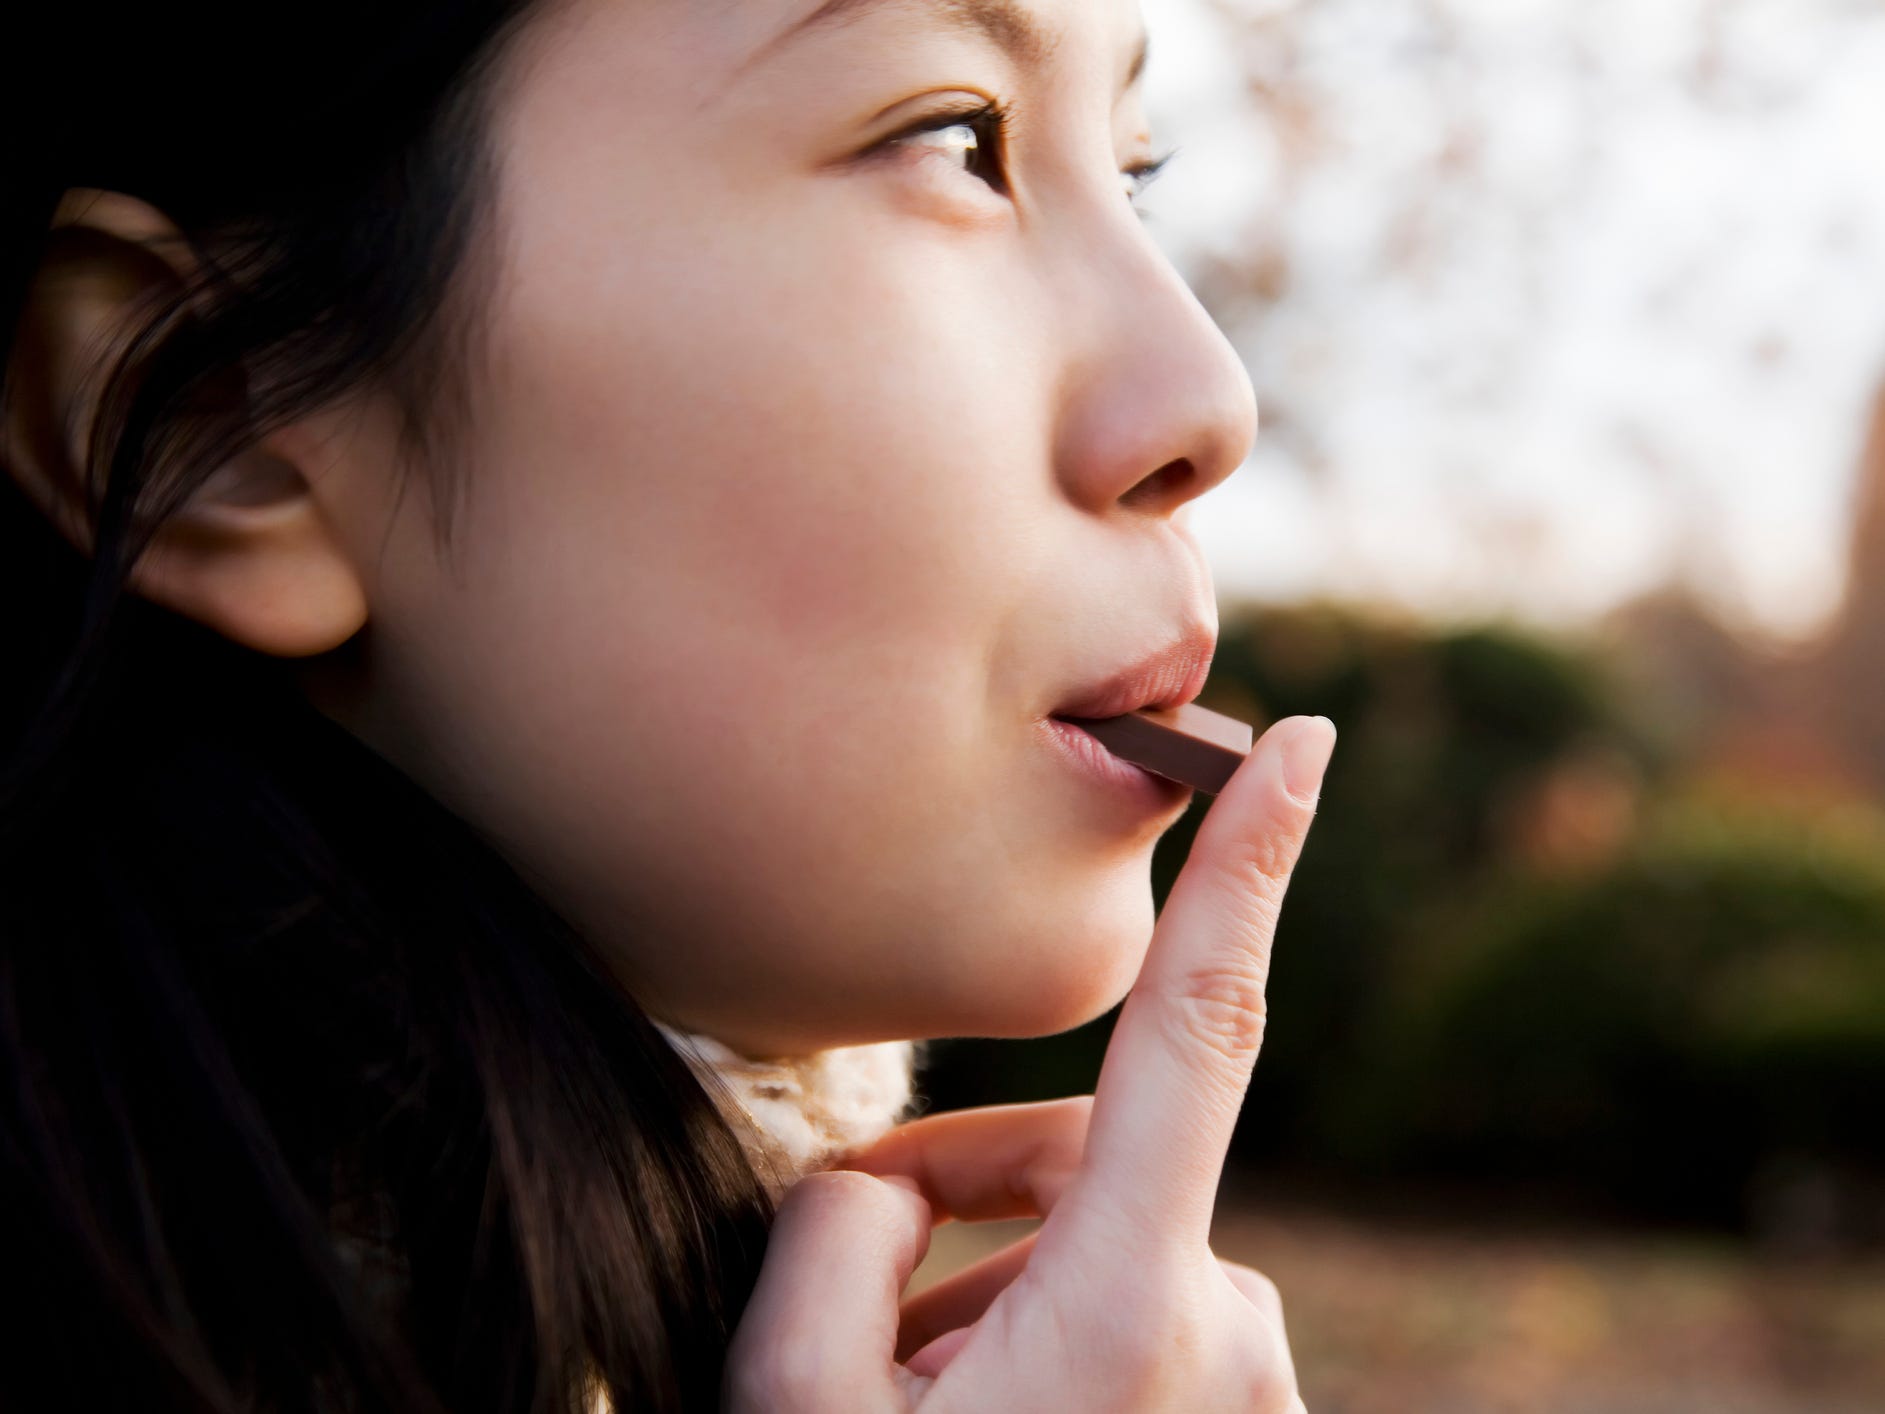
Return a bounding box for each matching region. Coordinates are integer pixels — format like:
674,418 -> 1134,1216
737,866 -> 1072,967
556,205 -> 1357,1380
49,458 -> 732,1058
302,0 -> 1258,1055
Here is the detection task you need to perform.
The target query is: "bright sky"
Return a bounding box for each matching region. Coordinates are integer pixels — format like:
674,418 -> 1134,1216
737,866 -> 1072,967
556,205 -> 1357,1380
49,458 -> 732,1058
1140,0 -> 1885,639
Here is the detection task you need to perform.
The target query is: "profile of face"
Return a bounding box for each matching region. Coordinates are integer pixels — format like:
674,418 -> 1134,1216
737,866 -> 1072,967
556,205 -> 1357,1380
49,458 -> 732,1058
35,0 -> 1261,1056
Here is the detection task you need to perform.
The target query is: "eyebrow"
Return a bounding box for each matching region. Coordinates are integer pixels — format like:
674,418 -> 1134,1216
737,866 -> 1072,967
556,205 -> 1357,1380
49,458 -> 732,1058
739,0 -> 1151,99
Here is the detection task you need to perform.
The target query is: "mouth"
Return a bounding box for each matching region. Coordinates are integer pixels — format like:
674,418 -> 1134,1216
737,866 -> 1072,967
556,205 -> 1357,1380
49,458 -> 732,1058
1037,712 -> 1197,809
1045,622 -> 1218,725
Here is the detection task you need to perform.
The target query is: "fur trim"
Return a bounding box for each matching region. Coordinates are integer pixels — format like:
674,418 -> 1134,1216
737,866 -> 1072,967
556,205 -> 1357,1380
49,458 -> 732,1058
653,1022 -> 923,1199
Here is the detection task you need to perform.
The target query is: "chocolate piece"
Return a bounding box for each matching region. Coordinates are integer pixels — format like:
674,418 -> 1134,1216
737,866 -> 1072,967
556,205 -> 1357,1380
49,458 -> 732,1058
1063,702 -> 1256,796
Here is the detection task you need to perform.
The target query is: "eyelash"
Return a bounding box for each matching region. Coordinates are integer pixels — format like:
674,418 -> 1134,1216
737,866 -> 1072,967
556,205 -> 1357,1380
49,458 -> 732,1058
880,100 -> 1179,216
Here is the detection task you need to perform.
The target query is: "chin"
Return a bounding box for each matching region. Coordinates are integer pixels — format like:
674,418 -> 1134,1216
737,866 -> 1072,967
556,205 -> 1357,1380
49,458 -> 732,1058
954,921 -> 1151,1040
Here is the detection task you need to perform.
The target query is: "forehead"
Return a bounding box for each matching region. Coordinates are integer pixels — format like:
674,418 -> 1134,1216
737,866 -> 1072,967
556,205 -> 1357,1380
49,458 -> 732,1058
725,0 -> 1149,89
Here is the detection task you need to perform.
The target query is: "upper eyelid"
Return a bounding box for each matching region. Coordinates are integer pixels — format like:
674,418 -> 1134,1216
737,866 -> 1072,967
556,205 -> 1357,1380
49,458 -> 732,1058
879,102 -> 1164,177
1126,148 -> 1177,180
877,101 -> 1005,144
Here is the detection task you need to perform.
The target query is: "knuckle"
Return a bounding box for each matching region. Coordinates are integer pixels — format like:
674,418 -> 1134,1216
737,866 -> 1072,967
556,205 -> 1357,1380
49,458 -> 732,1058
1228,1289 -> 1300,1412
1097,1328 -> 1188,1407
1247,1358 -> 1300,1414
1166,955 -> 1270,1063
1197,845 -> 1288,949
1073,1258 -> 1301,1411
1158,1307 -> 1289,1414
1217,822 -> 1304,892
1083,1267 -> 1211,1400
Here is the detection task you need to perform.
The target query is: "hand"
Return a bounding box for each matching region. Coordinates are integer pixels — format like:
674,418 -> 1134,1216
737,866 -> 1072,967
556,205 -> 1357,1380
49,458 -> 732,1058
723,715 -> 1336,1413
842,1096 -> 1296,1382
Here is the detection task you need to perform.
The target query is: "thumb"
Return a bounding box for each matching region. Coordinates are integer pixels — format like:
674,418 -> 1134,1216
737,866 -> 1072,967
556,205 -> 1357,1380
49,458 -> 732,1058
724,1171 -> 931,1413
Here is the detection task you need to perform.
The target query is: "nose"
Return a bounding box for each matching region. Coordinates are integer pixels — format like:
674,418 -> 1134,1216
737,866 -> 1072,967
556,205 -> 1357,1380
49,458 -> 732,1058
1051,224 -> 1260,521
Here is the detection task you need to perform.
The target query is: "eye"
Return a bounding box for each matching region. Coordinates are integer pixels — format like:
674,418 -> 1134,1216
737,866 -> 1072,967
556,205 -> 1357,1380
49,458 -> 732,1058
881,101 -> 1013,195
879,104 -> 1179,218
1122,148 -> 1179,218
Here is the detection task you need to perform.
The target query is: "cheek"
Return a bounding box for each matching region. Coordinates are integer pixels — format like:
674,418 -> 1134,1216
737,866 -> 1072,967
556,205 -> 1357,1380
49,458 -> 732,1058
476,204 -> 1040,728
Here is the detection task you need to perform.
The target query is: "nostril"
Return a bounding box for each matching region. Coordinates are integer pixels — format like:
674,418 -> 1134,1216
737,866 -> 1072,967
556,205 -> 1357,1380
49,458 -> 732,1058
1120,458 -> 1196,510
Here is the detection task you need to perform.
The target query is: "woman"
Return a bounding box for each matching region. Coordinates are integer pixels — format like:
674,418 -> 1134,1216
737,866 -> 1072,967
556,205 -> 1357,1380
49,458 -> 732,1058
1,0 -> 1333,1407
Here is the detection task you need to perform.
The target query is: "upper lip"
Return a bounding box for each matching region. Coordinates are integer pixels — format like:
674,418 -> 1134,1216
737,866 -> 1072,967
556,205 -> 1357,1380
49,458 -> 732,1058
1049,621 -> 1218,721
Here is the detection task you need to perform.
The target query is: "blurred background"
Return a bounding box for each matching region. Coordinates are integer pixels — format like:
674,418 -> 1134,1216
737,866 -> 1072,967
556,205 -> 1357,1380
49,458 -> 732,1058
914,2 -> 1885,1409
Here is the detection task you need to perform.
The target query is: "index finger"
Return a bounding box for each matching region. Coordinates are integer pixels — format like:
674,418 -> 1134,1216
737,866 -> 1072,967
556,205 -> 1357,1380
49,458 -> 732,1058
1060,715 -> 1334,1253
839,1097 -> 1092,1222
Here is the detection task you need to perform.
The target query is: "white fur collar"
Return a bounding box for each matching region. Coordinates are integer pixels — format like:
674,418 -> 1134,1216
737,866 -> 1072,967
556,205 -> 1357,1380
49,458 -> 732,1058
652,1022 -> 922,1198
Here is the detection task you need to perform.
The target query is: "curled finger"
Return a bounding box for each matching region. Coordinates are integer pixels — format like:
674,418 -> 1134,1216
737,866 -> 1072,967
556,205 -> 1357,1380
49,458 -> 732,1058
724,1171 -> 930,1413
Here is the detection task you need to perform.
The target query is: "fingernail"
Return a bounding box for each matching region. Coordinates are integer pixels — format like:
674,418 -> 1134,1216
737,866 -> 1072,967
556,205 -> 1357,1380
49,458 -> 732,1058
1278,716 -> 1336,803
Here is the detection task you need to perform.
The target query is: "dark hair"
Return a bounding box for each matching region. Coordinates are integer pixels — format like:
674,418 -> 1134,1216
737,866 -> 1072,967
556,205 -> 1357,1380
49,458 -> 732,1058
1,4 -> 774,1410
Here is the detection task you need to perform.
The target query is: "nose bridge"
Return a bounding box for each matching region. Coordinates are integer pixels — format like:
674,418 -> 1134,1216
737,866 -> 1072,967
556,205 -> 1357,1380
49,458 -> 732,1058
1049,210 -> 1260,516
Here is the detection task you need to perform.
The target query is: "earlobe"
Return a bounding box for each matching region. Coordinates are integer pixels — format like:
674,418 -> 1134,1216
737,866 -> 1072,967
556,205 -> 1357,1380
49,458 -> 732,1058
2,188 -> 372,659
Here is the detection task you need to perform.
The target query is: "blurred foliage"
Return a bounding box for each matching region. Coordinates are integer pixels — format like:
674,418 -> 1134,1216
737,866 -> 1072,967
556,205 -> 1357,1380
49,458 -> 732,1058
922,604 -> 1885,1244
1356,790 -> 1885,1233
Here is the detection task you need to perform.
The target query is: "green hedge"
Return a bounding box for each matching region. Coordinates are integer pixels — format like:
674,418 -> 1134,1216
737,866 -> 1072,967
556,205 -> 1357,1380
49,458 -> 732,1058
1350,793 -> 1885,1227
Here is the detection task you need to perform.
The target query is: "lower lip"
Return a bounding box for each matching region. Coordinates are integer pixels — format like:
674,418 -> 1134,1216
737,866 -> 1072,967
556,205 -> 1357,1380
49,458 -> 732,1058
1038,716 -> 1194,813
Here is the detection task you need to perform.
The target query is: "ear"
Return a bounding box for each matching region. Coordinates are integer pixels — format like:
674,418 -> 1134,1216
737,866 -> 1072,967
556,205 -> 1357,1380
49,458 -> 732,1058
3,188 -> 369,658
